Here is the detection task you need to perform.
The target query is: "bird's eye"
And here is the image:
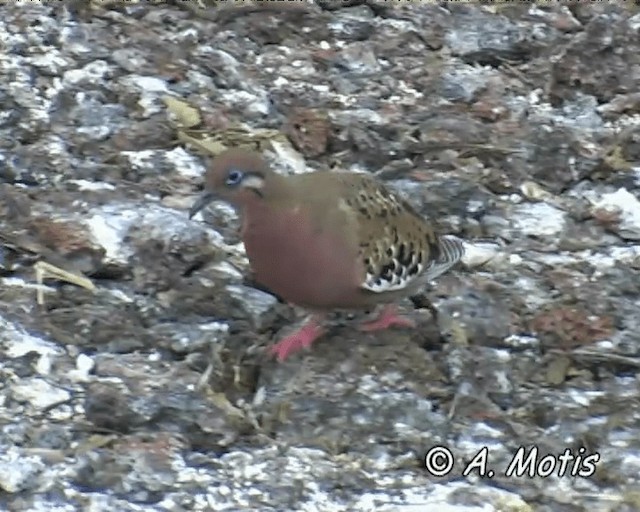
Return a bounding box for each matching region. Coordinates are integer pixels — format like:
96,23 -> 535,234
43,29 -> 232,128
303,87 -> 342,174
225,169 -> 244,186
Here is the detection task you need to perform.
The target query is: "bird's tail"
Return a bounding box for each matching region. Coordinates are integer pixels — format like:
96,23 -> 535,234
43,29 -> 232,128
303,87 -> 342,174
438,235 -> 466,265
423,235 -> 465,281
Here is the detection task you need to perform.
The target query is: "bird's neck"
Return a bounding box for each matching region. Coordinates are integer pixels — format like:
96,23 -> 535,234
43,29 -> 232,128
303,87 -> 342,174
239,177 -> 297,236
241,174 -> 294,207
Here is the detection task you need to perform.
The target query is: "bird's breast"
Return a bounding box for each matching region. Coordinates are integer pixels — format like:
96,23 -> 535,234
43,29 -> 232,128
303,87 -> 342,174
241,205 -> 364,309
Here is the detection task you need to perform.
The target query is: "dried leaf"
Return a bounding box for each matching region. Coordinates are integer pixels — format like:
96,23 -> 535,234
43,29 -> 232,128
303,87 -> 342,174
521,181 -> 552,202
74,434 -> 118,454
546,355 -> 571,386
163,96 -> 201,128
177,130 -> 228,156
178,126 -> 290,157
35,261 -> 96,305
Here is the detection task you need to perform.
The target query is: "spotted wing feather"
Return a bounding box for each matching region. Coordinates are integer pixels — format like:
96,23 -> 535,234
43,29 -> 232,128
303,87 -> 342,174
336,174 -> 464,294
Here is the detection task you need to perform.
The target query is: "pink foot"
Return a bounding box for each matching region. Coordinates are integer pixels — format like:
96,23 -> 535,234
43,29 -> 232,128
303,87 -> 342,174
269,315 -> 326,362
358,304 -> 416,332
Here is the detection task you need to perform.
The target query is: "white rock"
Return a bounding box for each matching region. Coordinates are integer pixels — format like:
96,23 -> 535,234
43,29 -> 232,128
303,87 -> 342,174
0,447 -> 45,493
166,147 -> 205,178
0,317 -> 63,359
85,205 -> 138,264
593,188 -> 640,240
511,202 -> 566,237
460,241 -> 501,267
67,354 -> 95,382
11,378 -> 71,410
67,179 -> 116,191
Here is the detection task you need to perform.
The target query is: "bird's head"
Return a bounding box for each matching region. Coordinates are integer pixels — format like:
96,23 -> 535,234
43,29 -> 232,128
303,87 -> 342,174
189,148 -> 273,218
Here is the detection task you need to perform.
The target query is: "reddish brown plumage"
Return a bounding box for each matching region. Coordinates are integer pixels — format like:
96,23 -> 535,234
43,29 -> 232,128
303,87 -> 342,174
240,198 -> 364,309
189,148 -> 465,361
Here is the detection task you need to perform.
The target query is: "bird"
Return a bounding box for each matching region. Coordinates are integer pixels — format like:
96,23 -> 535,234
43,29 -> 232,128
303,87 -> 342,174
189,148 -> 465,362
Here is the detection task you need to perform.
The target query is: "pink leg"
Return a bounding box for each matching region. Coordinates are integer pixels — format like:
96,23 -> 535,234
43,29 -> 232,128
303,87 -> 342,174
269,314 -> 326,362
358,304 -> 416,332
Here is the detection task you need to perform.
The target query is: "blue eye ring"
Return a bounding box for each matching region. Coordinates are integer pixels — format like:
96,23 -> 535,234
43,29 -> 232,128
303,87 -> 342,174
225,169 -> 244,186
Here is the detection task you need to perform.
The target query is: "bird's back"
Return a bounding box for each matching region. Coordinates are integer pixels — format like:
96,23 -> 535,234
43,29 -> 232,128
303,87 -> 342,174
285,170 -> 465,303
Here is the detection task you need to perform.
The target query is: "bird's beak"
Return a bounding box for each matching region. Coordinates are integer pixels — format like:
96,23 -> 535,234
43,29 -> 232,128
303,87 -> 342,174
189,191 -> 216,219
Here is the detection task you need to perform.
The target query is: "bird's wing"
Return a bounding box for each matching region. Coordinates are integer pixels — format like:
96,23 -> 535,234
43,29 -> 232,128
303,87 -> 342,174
334,174 -> 464,293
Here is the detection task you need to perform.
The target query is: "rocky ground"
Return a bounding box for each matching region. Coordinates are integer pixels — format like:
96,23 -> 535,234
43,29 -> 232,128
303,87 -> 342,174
1,1 -> 640,511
